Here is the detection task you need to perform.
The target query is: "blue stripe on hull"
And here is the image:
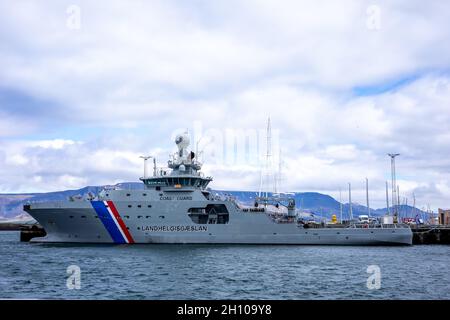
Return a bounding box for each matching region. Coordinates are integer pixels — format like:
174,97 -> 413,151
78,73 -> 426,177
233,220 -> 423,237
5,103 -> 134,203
91,201 -> 126,244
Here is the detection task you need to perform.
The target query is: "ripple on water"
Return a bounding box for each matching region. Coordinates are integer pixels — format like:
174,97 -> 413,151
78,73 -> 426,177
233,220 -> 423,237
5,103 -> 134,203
1,232 -> 449,299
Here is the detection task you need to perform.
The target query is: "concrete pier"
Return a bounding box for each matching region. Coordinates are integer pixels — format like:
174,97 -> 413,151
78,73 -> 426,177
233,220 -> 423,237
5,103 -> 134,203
412,226 -> 450,244
19,225 -> 46,242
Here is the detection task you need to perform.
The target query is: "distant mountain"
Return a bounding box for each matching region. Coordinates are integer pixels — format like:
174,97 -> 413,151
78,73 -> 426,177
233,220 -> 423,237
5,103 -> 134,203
0,182 -> 425,220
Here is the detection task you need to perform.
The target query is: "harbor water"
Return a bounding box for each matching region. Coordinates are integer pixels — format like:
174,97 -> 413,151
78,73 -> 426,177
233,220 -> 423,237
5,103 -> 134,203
0,231 -> 449,300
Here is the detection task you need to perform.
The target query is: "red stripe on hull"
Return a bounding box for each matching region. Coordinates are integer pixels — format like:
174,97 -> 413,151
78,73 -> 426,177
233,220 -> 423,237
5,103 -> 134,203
107,201 -> 135,244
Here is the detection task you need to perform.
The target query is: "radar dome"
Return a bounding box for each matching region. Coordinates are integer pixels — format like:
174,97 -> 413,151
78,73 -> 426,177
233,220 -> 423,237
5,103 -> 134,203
175,133 -> 190,149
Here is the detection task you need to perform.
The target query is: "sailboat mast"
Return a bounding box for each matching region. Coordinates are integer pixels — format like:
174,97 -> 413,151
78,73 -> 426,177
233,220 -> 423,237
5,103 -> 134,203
385,181 -> 390,215
366,178 -> 370,217
348,183 -> 353,220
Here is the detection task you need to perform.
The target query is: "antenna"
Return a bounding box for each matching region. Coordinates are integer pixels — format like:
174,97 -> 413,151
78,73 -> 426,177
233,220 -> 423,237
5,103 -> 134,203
266,117 -> 273,197
405,197 -> 408,218
388,153 -> 400,220
259,117 -> 275,199
348,182 -> 353,220
366,177 -> 370,217
385,181 -> 390,215
139,156 -> 153,179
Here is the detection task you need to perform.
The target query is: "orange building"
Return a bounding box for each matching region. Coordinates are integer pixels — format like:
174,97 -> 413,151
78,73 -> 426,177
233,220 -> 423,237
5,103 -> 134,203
438,209 -> 450,225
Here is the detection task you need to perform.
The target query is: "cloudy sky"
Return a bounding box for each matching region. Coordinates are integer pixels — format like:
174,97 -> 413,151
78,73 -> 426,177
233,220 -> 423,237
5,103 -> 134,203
0,0 -> 449,210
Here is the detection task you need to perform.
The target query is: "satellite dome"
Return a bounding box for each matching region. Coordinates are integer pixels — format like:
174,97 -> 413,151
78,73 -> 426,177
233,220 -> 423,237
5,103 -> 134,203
175,133 -> 190,149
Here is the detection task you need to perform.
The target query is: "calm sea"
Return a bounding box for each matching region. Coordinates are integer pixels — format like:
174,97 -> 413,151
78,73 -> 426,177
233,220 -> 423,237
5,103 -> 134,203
0,231 -> 448,300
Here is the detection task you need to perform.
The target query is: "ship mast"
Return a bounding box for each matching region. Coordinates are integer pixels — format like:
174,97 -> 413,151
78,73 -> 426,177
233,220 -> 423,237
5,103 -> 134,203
366,177 -> 370,217
348,182 -> 353,220
259,117 -> 275,199
388,153 -> 400,221
385,181 -> 390,215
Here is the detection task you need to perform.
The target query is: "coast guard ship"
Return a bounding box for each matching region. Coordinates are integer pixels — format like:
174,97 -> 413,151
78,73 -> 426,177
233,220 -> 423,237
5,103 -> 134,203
24,133 -> 412,245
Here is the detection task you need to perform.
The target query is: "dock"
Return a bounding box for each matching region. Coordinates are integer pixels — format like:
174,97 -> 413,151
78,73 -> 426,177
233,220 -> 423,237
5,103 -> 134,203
0,222 -> 46,241
412,226 -> 450,244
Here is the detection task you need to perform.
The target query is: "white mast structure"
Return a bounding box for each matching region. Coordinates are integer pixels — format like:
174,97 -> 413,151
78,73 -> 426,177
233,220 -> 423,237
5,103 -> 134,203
259,117 -> 275,199
339,188 -> 343,223
388,153 -> 400,221
366,177 -> 370,217
348,182 -> 353,221
385,181 -> 390,215
139,155 -> 153,179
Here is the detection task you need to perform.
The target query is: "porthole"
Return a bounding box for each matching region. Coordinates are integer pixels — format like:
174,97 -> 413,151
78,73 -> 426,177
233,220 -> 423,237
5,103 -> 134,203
146,216 -> 151,218
148,205 -> 152,208
126,193 -> 131,196
143,193 -> 147,196
128,205 -> 132,208
138,205 -> 142,208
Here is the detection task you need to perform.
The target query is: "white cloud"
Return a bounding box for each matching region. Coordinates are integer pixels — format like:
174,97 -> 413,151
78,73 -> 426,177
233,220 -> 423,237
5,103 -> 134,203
0,1 -> 449,211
